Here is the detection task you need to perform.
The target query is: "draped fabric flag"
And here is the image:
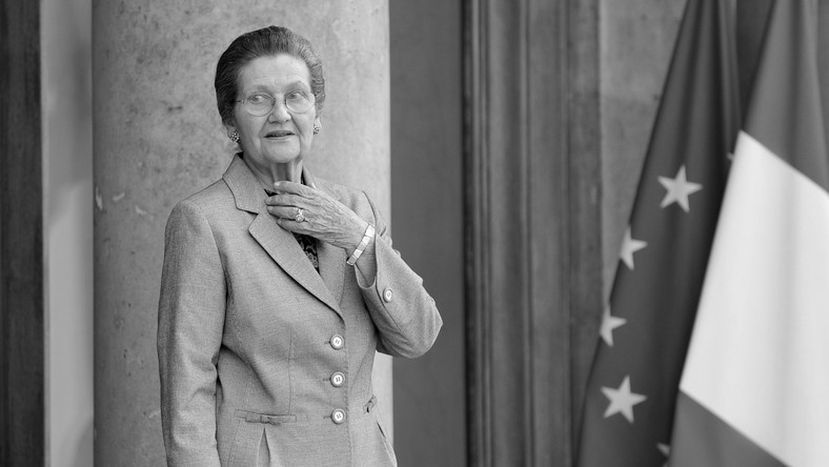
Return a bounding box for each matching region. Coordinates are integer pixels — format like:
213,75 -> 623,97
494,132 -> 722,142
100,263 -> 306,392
670,1 -> 829,465
577,0 -> 740,465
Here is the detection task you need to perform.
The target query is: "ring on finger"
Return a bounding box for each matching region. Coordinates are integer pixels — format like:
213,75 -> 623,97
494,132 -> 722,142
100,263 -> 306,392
294,207 -> 306,223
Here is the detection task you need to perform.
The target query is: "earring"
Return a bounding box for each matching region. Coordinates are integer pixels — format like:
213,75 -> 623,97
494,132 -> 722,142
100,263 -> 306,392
313,123 -> 321,135
229,129 -> 240,143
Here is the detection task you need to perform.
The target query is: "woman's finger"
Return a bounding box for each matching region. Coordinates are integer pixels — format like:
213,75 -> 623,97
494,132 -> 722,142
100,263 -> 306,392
266,193 -> 305,207
272,181 -> 316,197
275,217 -> 312,235
267,205 -> 307,220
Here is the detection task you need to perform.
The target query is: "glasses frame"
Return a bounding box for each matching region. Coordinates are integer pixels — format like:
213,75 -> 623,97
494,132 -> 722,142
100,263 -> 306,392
235,90 -> 316,117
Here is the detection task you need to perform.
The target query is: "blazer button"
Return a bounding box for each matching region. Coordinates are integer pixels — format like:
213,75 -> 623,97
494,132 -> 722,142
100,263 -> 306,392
330,371 -> 345,387
331,408 -> 346,424
330,334 -> 344,350
382,288 -> 394,303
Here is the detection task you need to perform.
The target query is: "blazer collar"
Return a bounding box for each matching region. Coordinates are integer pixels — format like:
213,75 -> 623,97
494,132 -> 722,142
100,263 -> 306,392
223,154 -> 322,211
223,155 -> 344,317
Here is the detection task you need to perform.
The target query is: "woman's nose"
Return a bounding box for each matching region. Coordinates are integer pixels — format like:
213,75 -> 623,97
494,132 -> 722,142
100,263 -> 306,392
268,100 -> 291,122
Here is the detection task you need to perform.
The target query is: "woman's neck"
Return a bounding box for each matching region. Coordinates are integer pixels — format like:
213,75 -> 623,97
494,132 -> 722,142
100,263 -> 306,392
244,157 -> 304,188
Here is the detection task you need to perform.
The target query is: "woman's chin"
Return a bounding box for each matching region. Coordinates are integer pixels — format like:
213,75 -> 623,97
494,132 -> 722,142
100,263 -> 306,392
262,150 -> 302,165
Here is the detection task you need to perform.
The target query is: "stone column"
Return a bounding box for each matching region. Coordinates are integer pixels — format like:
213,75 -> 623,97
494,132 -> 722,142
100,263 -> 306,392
92,2 -> 390,464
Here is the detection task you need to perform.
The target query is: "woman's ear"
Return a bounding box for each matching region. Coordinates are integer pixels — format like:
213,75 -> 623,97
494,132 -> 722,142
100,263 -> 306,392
223,122 -> 240,143
313,116 -> 321,135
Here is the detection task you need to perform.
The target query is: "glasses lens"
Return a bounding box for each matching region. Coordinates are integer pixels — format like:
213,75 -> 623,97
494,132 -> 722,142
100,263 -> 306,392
243,94 -> 274,117
285,90 -> 314,113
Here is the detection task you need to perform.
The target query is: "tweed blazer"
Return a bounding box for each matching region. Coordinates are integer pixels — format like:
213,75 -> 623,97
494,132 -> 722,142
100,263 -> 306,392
157,155 -> 442,466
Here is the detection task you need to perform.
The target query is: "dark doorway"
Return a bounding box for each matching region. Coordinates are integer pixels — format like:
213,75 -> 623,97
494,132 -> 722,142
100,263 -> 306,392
390,1 -> 467,466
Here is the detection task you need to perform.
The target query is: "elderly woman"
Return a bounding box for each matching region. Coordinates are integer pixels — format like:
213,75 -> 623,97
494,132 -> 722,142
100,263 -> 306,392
157,26 -> 442,466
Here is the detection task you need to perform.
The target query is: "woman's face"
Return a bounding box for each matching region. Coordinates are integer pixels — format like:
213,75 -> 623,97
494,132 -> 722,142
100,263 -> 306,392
228,54 -> 319,169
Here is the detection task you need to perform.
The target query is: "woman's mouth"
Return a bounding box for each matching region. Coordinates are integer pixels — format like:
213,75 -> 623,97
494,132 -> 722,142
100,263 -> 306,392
265,130 -> 294,139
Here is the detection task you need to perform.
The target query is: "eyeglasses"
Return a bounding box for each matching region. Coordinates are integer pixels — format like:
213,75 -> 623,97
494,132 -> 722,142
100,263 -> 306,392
236,89 -> 315,116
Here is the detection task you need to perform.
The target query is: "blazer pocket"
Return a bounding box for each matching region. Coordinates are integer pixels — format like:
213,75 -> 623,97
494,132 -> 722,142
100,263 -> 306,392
227,410 -> 305,466
235,409 -> 301,425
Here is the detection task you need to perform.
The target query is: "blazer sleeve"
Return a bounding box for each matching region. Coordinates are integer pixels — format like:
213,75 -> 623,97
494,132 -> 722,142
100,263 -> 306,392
157,200 -> 225,467
356,192 -> 443,358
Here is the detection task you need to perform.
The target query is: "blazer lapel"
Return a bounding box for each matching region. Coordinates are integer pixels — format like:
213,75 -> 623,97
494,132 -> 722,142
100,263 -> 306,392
248,213 -> 342,317
223,155 -> 342,317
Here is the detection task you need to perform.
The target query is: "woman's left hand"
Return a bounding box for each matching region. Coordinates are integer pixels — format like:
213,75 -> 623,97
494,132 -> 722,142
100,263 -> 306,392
266,181 -> 368,251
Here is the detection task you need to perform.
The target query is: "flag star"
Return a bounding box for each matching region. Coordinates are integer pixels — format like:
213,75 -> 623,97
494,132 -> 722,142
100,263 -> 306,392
620,227 -> 647,270
600,305 -> 626,347
658,165 -> 702,212
601,375 -> 647,423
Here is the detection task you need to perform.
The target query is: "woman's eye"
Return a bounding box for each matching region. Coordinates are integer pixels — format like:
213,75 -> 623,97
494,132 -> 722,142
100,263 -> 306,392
286,90 -> 309,101
247,94 -> 270,104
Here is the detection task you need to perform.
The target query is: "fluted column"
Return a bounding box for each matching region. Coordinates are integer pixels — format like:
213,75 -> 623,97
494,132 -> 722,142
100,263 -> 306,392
464,0 -> 602,464
92,2 -> 390,464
